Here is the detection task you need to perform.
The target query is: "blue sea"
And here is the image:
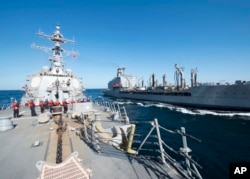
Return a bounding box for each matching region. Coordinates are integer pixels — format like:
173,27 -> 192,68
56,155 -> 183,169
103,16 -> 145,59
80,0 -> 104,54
1,89 -> 250,178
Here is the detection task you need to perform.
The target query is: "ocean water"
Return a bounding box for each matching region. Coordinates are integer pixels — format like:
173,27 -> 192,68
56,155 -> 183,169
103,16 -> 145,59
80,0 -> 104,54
1,89 -> 250,178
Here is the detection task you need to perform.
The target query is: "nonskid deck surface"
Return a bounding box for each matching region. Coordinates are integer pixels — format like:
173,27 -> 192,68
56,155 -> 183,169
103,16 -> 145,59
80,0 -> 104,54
0,105 -> 181,179
0,110 -> 50,179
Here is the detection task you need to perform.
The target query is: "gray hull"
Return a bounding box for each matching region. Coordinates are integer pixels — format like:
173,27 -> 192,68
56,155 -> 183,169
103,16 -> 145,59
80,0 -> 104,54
104,84 -> 250,111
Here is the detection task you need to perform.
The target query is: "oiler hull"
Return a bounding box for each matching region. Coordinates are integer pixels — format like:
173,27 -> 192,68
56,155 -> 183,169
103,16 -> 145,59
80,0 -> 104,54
104,84 -> 250,111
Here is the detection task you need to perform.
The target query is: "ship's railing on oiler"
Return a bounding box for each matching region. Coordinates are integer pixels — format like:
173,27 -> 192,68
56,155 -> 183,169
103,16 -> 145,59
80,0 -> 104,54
79,100 -> 203,179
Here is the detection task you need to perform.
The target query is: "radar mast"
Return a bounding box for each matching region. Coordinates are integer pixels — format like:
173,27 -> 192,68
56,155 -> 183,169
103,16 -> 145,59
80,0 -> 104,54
31,25 -> 79,70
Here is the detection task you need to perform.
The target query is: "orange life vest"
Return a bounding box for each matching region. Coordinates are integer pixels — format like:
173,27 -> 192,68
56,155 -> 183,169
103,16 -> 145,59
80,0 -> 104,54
12,102 -> 19,109
55,101 -> 60,106
39,102 -> 44,108
48,100 -> 53,107
62,100 -> 67,106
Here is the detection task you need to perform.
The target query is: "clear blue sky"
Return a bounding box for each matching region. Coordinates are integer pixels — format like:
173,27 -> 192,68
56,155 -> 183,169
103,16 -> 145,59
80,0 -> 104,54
0,0 -> 250,89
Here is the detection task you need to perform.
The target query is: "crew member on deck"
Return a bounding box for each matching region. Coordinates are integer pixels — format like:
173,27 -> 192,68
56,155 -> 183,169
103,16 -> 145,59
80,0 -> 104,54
54,100 -> 61,106
77,99 -> 81,103
29,100 -> 37,116
62,99 -> 68,113
44,99 -> 49,109
48,100 -> 53,113
70,99 -> 75,104
39,100 -> 45,113
12,100 -> 19,118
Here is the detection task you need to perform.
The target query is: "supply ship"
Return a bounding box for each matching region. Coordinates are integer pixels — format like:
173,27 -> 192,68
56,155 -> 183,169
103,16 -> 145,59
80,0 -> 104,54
0,25 -> 203,178
104,65 -> 250,111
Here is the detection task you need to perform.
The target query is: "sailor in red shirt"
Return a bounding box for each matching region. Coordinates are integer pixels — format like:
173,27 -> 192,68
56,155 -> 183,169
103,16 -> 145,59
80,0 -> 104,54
44,99 -> 49,109
29,100 -> 37,116
12,100 -> 19,118
54,100 -> 61,106
76,99 -> 82,103
62,99 -> 68,113
70,99 -> 75,104
48,100 -> 54,113
39,100 -> 45,113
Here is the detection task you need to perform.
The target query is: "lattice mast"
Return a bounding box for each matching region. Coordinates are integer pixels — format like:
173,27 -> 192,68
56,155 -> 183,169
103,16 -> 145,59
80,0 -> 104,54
31,25 -> 79,69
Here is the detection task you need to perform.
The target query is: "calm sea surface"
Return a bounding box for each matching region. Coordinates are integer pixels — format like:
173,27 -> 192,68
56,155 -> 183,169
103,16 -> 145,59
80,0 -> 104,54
1,89 -> 250,178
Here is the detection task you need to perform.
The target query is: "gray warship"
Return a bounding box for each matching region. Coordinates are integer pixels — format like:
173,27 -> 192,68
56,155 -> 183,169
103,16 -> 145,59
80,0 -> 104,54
20,24 -> 84,106
104,65 -> 250,111
0,25 -> 203,178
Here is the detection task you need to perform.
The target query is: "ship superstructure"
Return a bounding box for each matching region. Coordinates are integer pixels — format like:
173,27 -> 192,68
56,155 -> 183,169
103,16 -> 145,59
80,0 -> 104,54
107,67 -> 137,89
21,25 -> 85,105
104,65 -> 250,111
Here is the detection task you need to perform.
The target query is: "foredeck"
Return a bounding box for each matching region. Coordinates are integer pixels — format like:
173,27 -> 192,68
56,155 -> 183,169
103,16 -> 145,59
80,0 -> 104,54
0,105 -> 182,179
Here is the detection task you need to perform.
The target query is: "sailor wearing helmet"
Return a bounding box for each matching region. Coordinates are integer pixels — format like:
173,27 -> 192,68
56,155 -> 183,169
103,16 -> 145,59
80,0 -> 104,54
62,99 -> 68,113
29,99 -> 37,116
12,100 -> 19,118
39,100 -> 45,113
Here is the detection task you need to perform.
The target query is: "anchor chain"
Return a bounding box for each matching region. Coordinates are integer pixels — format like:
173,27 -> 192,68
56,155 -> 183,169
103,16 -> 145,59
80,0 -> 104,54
56,114 -> 66,163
